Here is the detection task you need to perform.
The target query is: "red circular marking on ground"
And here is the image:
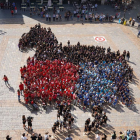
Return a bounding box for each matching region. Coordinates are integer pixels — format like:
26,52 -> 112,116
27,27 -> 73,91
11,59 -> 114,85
95,37 -> 106,42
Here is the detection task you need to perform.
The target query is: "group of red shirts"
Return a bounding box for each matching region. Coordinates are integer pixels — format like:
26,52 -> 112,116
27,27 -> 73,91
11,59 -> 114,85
20,57 -> 80,104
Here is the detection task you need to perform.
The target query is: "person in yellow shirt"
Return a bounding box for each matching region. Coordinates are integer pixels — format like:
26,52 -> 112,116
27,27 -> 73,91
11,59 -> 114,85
119,131 -> 125,140
123,20 -> 127,25
129,17 -> 132,25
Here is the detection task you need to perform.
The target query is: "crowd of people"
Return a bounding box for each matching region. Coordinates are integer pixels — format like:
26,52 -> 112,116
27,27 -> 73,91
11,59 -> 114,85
104,0 -> 134,11
20,58 -> 79,108
52,102 -> 74,134
18,24 -> 133,110
84,106 -> 108,136
7,132 -> 73,140
0,1 -> 16,10
76,54 -> 132,108
73,1 -> 98,12
18,24 -> 57,51
111,129 -> 139,140
29,9 -> 117,23
72,1 -> 118,22
0,1 -> 18,16
119,17 -> 136,27
20,132 -> 53,140
1,1 -> 118,23
6,129 -> 140,140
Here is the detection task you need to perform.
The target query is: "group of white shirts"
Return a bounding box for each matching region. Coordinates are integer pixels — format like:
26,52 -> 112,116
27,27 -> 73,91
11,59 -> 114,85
45,14 -> 59,18
21,134 -> 49,140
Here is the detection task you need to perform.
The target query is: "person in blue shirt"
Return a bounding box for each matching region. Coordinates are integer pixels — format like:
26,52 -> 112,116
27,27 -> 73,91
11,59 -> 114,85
65,135 -> 73,140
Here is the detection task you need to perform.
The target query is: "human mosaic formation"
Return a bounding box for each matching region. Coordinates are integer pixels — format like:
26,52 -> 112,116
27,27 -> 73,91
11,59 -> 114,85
18,24 -> 133,136
19,24 -> 133,108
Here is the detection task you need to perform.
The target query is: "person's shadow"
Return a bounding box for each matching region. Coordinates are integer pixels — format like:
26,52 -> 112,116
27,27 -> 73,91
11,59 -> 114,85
6,84 -> 15,93
9,86 -> 15,93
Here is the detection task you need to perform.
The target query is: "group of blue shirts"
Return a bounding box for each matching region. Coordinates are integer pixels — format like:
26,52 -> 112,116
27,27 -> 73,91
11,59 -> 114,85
75,61 -> 129,107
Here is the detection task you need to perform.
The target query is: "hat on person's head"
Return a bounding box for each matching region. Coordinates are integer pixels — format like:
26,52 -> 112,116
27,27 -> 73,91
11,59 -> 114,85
45,132 -> 49,134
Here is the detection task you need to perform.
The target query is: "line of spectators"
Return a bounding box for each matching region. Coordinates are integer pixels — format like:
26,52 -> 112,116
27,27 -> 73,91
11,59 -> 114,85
6,129 -> 139,140
111,129 -> 139,140
21,132 -> 53,140
30,10 -> 117,23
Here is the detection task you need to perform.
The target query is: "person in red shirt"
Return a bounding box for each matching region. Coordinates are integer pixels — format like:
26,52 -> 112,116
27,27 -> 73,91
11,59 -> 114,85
25,98 -> 29,104
17,89 -> 20,102
53,94 -> 57,103
49,96 -> 52,105
11,9 -> 14,16
19,82 -> 24,95
2,75 -> 10,87
20,67 -> 24,80
15,6 -> 17,14
31,100 -> 34,104
23,65 -> 26,72
20,67 -> 23,73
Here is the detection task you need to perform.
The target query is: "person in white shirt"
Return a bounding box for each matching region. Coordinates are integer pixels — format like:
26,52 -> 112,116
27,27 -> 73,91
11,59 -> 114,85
82,9 -> 85,14
95,3 -> 98,10
95,14 -> 98,21
56,14 -> 59,21
44,132 -> 49,140
99,15 -> 103,21
102,14 -> 105,21
57,9 -> 60,14
95,134 -> 100,140
92,5 -> 94,11
76,9 -> 79,14
21,133 -> 28,140
73,10 -> 76,17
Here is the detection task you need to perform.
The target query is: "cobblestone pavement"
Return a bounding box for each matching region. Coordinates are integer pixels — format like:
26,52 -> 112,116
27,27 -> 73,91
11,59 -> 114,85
0,17 -> 140,140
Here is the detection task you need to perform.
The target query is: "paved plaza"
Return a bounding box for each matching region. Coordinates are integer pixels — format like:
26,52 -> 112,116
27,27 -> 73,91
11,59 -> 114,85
0,4 -> 140,139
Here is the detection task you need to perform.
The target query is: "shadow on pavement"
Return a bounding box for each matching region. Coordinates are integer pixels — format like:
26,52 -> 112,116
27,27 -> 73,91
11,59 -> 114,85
9,86 -> 15,93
